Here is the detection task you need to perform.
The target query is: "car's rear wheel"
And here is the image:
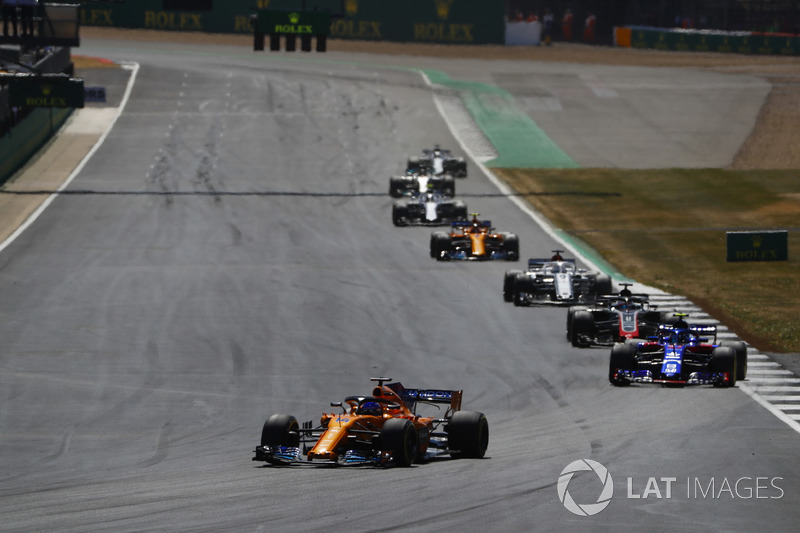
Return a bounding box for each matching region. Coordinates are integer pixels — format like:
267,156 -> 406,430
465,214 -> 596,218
503,233 -> 520,261
380,419 -> 418,467
571,311 -> 594,347
430,231 -> 450,259
448,411 -> 489,459
609,342 -> 636,386
711,346 -> 737,387
392,203 -> 408,226
594,274 -> 613,298
512,273 -> 532,306
261,414 -> 300,447
503,270 -> 523,302
720,340 -> 748,381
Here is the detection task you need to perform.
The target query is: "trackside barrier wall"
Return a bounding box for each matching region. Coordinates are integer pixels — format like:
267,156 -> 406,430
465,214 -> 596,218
614,26 -> 800,55
0,107 -> 73,185
80,0 -> 505,45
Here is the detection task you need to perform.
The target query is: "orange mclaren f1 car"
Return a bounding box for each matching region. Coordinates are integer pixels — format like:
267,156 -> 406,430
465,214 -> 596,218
253,377 -> 489,467
430,214 -> 519,261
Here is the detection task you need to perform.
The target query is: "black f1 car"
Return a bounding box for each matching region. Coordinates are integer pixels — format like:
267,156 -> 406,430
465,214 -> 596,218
407,145 -> 467,178
392,190 -> 468,226
430,215 -> 519,261
253,377 -> 488,467
389,170 -> 455,198
609,315 -> 748,387
567,284 -> 670,347
502,251 -> 611,306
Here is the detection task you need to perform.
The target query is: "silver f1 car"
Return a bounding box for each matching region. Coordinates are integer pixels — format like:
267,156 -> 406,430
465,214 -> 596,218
392,190 -> 468,226
408,145 -> 467,178
503,250 -> 612,306
389,170 -> 455,198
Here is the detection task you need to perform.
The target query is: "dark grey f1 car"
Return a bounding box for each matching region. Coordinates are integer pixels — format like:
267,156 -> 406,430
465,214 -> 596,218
392,191 -> 468,226
502,251 -> 611,306
389,170 -> 455,198
407,145 -> 467,178
567,284 -> 670,347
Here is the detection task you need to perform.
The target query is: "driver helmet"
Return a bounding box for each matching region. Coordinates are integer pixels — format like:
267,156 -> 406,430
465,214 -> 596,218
359,401 -> 381,416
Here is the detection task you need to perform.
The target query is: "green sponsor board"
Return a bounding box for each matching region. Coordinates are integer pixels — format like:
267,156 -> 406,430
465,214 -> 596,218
727,231 -> 788,262
256,10 -> 330,35
80,0 -> 505,45
7,75 -> 84,108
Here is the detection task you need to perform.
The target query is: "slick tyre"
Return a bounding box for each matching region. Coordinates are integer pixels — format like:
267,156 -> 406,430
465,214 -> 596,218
261,414 -> 300,447
720,340 -> 748,381
594,274 -> 613,298
609,342 -> 636,386
430,231 -> 450,260
571,310 -> 594,347
503,233 -> 520,261
566,306 -> 583,340
389,177 -> 405,198
503,270 -> 523,302
453,201 -> 468,222
380,418 -> 418,467
711,346 -> 737,387
448,411 -> 489,459
440,175 -> 455,197
392,203 -> 408,226
512,273 -> 532,307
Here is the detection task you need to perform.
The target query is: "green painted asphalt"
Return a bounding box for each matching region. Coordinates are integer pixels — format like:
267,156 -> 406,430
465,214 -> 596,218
423,69 -> 632,279
423,69 -> 578,169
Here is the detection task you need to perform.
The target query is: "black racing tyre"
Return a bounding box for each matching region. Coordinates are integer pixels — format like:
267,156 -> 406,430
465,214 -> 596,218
512,273 -> 532,307
720,340 -> 748,381
440,175 -> 455,197
447,411 -> 489,459
389,177 -> 405,198
503,270 -> 523,302
660,312 -> 680,327
710,346 -> 737,387
453,201 -> 468,221
566,306 -> 583,340
392,203 -> 408,226
430,231 -> 450,259
503,233 -> 520,261
593,274 -> 613,298
609,342 -> 637,386
261,414 -> 300,447
380,418 -> 418,467
571,310 -> 594,347
444,158 -> 467,178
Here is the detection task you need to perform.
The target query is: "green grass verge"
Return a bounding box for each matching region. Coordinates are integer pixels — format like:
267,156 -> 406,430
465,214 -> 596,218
493,167 -> 800,353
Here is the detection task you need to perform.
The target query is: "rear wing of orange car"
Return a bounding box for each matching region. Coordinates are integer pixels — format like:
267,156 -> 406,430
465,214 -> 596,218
386,382 -> 463,415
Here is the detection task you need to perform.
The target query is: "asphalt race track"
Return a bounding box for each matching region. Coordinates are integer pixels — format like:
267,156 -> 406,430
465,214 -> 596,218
0,37 -> 797,531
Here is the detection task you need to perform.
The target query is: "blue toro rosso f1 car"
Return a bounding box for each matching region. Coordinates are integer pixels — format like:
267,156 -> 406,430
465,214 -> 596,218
609,315 -> 748,387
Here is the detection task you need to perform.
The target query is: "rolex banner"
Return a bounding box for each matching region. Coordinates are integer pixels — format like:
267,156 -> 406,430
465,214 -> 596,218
80,0 -> 505,45
726,231 -> 788,262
